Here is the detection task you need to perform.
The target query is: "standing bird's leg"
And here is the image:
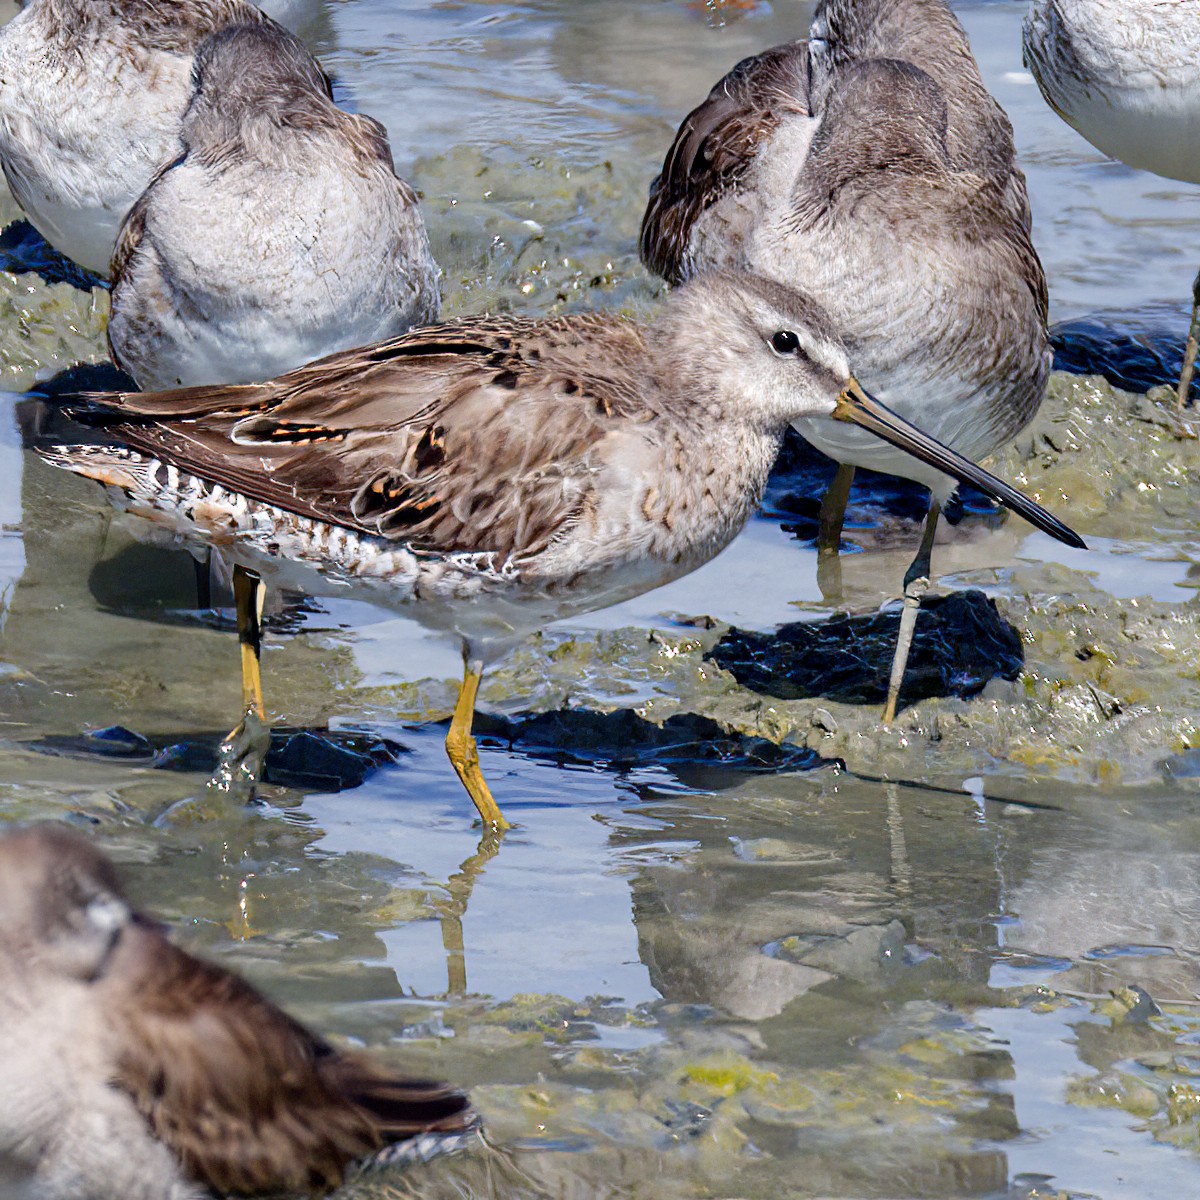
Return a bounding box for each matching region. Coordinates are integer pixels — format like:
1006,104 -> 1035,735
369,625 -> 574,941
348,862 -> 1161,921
212,564 -> 270,795
816,463 -> 855,601
1177,269 -> 1200,409
446,647 -> 510,833
882,499 -> 941,726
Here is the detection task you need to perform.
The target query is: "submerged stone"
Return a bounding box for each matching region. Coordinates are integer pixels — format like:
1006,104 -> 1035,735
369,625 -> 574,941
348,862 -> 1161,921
30,724 -> 154,760
474,707 -> 826,776
708,590 -> 1022,707
261,728 -> 407,791
1051,311 -> 1195,400
24,725 -> 406,792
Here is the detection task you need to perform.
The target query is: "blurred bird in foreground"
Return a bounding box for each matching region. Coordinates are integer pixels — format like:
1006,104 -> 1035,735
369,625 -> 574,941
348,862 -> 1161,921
0,824 -> 478,1199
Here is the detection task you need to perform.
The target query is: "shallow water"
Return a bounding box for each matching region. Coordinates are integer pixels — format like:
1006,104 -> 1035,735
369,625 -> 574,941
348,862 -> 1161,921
3,1 -> 1200,1198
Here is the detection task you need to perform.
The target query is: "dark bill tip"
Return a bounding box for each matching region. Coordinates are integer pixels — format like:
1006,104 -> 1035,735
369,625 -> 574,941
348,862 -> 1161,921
833,379 -> 1086,551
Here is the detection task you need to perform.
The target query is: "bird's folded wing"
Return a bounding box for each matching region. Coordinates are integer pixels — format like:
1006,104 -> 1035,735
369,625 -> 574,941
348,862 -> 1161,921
58,315 -> 649,560
639,41 -> 811,283
103,919 -> 474,1196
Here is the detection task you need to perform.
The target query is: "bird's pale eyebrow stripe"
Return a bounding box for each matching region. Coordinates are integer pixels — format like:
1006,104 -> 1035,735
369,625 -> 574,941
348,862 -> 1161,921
792,327 -> 845,375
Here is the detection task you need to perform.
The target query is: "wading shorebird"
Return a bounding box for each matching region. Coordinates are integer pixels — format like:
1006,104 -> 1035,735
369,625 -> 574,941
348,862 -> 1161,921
0,0 -> 296,276
640,0 -> 1049,725
108,22 -> 439,389
38,273 -> 1083,832
0,825 -> 477,1199
1023,0 -> 1200,406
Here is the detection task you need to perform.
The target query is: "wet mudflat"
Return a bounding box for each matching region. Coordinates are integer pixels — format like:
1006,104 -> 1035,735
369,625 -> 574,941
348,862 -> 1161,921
3,1 -> 1200,1197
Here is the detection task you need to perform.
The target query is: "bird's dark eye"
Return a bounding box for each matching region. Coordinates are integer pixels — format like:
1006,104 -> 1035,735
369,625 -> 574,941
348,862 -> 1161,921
771,330 -> 801,355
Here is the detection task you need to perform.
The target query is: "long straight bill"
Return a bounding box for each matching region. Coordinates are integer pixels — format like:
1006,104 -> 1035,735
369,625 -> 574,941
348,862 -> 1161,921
833,378 -> 1086,549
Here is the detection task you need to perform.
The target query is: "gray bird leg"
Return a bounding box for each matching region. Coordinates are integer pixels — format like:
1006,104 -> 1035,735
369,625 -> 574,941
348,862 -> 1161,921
882,500 -> 940,725
1177,269 -> 1200,409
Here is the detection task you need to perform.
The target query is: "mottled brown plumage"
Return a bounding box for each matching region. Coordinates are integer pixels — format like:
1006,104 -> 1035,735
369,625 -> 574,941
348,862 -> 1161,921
85,310 -> 652,563
642,0 -> 1030,286
110,925 -> 471,1195
41,273 -> 1080,826
0,826 -> 476,1199
639,0 -> 1047,486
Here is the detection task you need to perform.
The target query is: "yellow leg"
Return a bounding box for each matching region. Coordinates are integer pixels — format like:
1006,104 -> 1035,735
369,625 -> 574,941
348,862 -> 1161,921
882,500 -> 941,726
211,565 -> 270,798
446,655 -> 510,832
817,463 -> 855,601
1178,270 -> 1200,409
234,563 -> 266,721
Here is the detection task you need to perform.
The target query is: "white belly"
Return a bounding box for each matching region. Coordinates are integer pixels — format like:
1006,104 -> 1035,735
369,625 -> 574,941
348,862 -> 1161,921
7,187 -> 129,276
1062,82 -> 1200,185
1025,0 -> 1200,184
124,304 -> 416,390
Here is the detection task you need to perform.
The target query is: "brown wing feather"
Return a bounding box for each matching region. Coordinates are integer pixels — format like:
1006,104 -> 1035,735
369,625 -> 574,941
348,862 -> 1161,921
75,315 -> 652,560
108,186 -> 152,288
103,918 -> 474,1196
639,41 -> 810,283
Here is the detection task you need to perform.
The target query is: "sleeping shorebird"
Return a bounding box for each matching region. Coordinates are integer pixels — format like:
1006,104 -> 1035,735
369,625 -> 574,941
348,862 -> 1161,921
37,272 -> 1083,832
1023,0 -> 1200,406
108,22 -> 439,389
0,0 -> 289,276
0,824 -> 477,1199
640,0 -> 1049,725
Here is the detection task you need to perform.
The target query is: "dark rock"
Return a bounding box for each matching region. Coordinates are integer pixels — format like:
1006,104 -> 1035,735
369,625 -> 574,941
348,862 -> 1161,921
262,728 -> 406,791
474,707 -> 826,777
31,725 -> 155,761
764,429 -> 997,536
707,589 -> 1022,707
1051,311 -> 1193,399
24,725 -> 407,792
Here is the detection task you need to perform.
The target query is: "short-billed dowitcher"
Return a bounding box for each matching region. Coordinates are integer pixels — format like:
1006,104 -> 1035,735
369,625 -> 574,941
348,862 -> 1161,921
0,0 -> 281,275
39,272 -> 1082,831
641,0 -> 1049,725
0,825 -> 477,1199
108,22 -> 439,389
1024,0 -> 1200,406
